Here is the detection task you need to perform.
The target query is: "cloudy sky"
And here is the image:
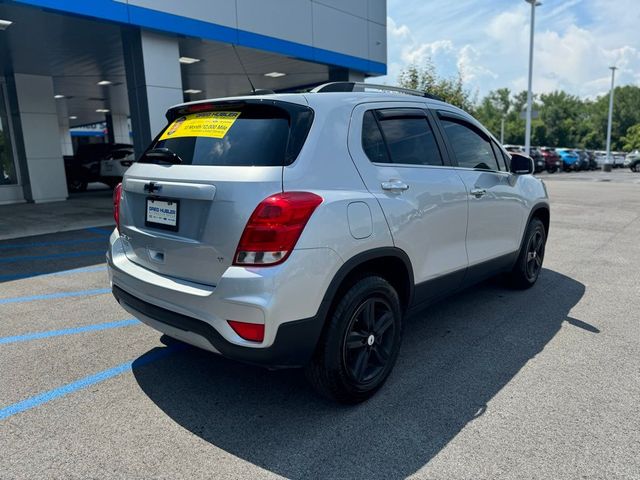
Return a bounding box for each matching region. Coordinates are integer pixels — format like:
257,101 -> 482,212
376,0 -> 640,99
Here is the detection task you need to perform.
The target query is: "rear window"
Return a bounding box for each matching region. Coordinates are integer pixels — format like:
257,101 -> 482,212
153,102 -> 313,167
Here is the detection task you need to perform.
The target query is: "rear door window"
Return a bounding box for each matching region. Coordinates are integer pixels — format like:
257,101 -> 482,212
361,108 -> 444,166
361,111 -> 390,163
153,102 -> 313,167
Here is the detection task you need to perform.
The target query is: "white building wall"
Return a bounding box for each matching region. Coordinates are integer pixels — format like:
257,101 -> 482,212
236,0 -> 313,45
14,74 -> 68,203
111,114 -> 131,145
116,0 -> 387,67
55,98 -> 74,157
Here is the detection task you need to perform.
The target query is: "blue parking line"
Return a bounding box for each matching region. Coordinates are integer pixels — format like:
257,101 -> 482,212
0,346 -> 177,421
0,319 -> 139,345
86,227 -> 114,235
0,250 -> 106,265
0,237 -> 107,251
0,265 -> 108,282
0,288 -> 111,305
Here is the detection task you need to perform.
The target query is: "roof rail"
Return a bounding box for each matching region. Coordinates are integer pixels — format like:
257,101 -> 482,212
311,82 -> 444,101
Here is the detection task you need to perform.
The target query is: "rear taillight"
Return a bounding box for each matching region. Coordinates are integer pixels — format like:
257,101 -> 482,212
234,192 -> 323,266
227,320 -> 265,342
113,182 -> 122,233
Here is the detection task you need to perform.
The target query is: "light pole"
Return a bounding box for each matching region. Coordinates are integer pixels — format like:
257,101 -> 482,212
604,66 -> 617,171
524,0 -> 541,156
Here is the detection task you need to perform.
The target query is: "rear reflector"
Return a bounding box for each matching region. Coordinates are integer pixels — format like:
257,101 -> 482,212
234,192 -> 323,266
113,182 -> 122,233
227,320 -> 265,342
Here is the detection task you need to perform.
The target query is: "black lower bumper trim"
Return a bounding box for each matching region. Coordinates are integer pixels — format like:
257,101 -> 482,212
112,285 -> 323,369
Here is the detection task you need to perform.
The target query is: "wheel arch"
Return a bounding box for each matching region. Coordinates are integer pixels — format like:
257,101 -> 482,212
530,203 -> 550,237
312,247 -> 414,339
325,248 -> 414,313
304,247 -> 414,362
518,202 -> 550,255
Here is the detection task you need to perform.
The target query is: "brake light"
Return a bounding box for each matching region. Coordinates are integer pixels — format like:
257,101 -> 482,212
113,182 -> 122,233
234,192 -> 323,266
227,320 -> 265,342
187,103 -> 215,113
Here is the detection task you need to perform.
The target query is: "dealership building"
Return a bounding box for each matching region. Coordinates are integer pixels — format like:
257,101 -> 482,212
0,0 -> 387,204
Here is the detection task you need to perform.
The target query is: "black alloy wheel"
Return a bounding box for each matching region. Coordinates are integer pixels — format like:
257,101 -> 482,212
507,217 -> 546,289
525,229 -> 545,282
305,275 -> 403,403
343,297 -> 395,385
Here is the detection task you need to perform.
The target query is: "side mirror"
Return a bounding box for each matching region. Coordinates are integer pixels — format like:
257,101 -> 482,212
510,152 -> 534,174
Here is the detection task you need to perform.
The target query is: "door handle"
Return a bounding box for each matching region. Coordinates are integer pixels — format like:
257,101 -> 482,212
470,188 -> 486,198
381,180 -> 409,192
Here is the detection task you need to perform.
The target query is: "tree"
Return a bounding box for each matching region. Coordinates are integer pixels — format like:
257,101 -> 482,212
398,62 -> 475,112
474,88 -> 511,139
538,91 -> 583,147
585,86 -> 640,150
395,64 -> 640,151
622,124 -> 640,151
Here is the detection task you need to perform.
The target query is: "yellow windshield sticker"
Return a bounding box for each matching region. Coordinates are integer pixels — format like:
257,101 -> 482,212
160,111 -> 241,140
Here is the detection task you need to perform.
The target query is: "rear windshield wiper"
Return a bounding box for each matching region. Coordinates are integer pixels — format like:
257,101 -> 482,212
139,148 -> 183,165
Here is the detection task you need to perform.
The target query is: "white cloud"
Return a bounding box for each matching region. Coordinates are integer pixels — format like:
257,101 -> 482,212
379,16 -> 495,90
387,16 -> 410,40
401,39 -> 454,66
375,0 -> 640,99
457,45 -> 497,83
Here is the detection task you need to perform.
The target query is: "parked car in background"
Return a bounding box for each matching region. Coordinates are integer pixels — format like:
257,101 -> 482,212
64,143 -> 133,192
504,145 -> 545,173
575,149 -> 597,171
556,148 -> 580,171
613,152 -> 626,168
539,147 -> 562,173
624,150 -> 640,172
594,151 -> 608,168
529,147 -> 546,173
100,147 -> 135,188
585,150 -> 598,170
574,150 -> 588,171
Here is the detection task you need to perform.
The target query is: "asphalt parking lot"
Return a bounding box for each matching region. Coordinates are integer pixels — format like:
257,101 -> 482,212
1,170 -> 639,479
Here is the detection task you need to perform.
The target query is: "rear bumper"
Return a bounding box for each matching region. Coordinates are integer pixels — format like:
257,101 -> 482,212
107,230 -> 343,368
113,285 -> 323,368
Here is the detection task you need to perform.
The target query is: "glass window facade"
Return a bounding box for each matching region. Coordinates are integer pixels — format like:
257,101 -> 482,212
0,81 -> 18,186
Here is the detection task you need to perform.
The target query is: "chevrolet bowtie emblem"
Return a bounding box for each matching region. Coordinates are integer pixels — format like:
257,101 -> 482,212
143,181 -> 162,194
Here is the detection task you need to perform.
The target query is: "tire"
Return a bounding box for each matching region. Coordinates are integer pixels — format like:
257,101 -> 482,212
305,276 -> 403,404
507,217 -> 546,289
634,164 -> 640,173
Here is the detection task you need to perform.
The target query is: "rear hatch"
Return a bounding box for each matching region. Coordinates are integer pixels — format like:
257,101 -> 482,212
119,98 -> 313,286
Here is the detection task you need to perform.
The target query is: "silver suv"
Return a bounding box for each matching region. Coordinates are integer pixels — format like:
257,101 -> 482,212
108,82 -> 549,403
